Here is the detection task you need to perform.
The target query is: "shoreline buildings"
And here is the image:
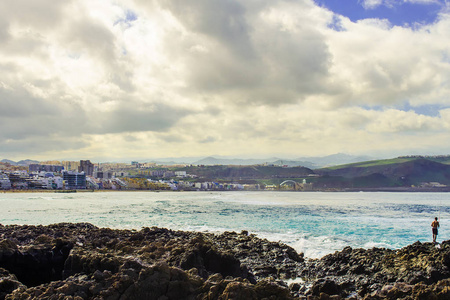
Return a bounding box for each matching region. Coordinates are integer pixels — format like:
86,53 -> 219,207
62,171 -> 87,190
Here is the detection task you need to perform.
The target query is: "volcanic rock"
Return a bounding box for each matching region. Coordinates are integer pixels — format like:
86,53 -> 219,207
0,223 -> 450,299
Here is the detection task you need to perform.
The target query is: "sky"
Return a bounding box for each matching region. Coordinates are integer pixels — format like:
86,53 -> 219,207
1,0 -> 450,162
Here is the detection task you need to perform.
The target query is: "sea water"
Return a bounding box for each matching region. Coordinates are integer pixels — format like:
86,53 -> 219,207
0,191 -> 448,258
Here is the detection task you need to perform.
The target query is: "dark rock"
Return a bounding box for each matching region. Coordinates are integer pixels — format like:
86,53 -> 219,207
300,239 -> 450,299
0,268 -> 25,300
1,223 -> 450,299
255,279 -> 293,299
179,244 -> 243,279
311,279 -> 341,296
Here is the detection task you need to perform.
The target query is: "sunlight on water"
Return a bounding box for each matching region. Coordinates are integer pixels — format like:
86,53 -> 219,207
0,191 -> 449,258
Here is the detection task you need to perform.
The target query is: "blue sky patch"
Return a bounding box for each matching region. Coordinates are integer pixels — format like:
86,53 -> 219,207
125,10 -> 138,22
327,14 -> 346,31
315,0 -> 445,27
114,9 -> 138,27
398,102 -> 447,117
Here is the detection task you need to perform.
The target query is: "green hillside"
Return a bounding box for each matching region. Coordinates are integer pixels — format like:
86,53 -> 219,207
315,157 -> 450,188
176,165 -> 315,181
323,156 -> 450,170
322,157 -> 415,170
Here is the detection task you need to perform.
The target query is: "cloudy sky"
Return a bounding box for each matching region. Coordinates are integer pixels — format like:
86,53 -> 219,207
1,0 -> 450,162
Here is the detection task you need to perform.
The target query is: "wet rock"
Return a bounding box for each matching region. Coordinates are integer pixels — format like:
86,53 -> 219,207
0,234 -> 73,287
1,223 -> 450,299
311,279 -> 341,296
300,240 -> 450,299
254,279 -> 293,299
0,240 -> 18,260
178,243 -> 243,279
0,224 -> 301,299
0,268 -> 25,300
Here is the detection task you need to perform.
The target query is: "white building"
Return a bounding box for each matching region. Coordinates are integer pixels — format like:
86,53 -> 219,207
113,171 -> 129,177
0,174 -> 11,189
42,176 -> 63,189
175,171 -> 187,177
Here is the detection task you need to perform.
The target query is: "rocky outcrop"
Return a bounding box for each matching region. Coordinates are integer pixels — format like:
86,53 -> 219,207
0,223 -> 450,299
0,224 -> 295,299
298,241 -> 450,299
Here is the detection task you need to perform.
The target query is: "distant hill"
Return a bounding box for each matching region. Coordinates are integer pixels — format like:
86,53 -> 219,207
191,157 -> 315,168
295,153 -> 374,168
190,155 -> 364,168
192,157 -> 268,166
1,159 -> 39,166
1,159 -> 17,165
314,157 -> 450,188
17,159 -> 40,166
145,154 -> 372,168
178,165 -> 315,181
145,157 -> 205,165
270,159 -> 316,169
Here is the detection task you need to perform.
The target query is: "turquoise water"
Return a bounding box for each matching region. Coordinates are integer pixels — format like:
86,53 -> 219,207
0,191 -> 448,258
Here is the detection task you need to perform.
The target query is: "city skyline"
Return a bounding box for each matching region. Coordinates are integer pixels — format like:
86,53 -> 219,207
1,0 -> 450,162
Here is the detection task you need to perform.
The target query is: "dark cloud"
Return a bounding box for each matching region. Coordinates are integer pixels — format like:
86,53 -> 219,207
184,50 -> 264,92
199,136 -> 217,143
98,103 -> 193,134
0,0 -> 71,30
0,32 -> 49,59
0,18 -> 10,43
157,133 -> 188,143
254,28 -> 331,99
0,85 -> 191,140
157,0 -> 332,106
0,84 -> 89,141
163,0 -> 254,58
64,19 -> 117,63
0,136 -> 89,157
0,86 -> 60,118
155,0 -> 264,94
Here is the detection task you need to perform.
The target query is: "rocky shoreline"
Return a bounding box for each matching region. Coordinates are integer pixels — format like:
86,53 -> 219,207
0,223 -> 449,299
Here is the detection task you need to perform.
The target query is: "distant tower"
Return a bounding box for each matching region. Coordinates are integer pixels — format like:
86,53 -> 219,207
79,160 -> 94,176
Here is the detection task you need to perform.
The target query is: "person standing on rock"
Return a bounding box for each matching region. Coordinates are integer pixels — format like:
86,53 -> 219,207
431,217 -> 440,243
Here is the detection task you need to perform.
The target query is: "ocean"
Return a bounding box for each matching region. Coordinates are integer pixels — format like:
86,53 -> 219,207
0,191 -> 448,258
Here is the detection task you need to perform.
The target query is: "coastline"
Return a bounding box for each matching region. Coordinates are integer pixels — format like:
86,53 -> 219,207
3,186 -> 450,193
0,223 -> 449,299
0,189 -> 169,193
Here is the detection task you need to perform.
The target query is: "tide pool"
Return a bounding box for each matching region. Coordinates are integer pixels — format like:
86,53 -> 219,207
0,191 -> 448,258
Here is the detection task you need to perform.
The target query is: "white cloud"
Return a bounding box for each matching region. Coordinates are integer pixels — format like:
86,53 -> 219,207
361,0 -> 385,10
1,0 -> 450,161
323,12 -> 450,108
407,0 -> 441,4
360,0 -> 441,10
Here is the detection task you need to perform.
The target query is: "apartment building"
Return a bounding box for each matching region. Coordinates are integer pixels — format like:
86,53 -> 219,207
62,171 -> 87,189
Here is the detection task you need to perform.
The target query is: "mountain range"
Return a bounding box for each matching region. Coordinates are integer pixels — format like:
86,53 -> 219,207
313,156 -> 450,189
1,154 -> 374,169
146,153 -> 374,169
1,159 -> 39,166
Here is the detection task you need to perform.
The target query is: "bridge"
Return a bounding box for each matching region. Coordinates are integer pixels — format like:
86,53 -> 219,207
279,179 -> 310,191
279,180 -> 301,190
280,180 -> 299,186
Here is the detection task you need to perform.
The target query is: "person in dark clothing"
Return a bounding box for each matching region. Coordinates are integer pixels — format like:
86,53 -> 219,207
431,217 -> 440,243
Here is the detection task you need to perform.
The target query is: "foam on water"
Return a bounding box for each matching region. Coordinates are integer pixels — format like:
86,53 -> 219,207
1,191 -> 449,258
